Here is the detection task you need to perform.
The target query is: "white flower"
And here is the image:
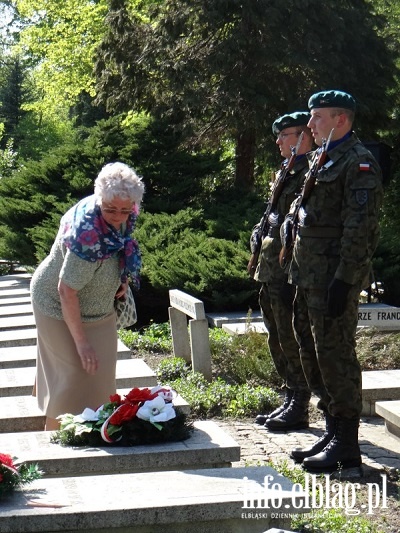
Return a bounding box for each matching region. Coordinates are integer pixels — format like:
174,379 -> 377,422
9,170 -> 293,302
150,385 -> 175,402
74,405 -> 103,423
136,396 -> 176,423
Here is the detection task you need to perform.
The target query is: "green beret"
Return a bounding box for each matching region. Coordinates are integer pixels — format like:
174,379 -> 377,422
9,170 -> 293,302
272,111 -> 311,135
308,90 -> 356,111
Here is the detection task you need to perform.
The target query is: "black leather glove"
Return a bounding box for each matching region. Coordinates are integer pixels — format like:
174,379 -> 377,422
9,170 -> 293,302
327,278 -> 352,318
280,282 -> 296,309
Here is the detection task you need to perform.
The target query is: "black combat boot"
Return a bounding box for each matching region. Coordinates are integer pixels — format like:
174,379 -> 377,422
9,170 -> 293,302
291,411 -> 336,463
264,390 -> 311,431
302,417 -> 361,473
255,388 -> 294,425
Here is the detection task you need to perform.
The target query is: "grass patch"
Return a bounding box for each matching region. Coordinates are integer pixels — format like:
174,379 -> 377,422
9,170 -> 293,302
268,459 -> 385,533
356,329 -> 400,370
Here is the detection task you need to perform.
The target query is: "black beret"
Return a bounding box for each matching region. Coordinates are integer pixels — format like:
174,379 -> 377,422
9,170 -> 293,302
272,111 -> 311,135
308,90 -> 356,111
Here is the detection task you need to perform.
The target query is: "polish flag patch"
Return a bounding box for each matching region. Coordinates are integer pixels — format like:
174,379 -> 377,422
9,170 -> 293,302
359,163 -> 370,171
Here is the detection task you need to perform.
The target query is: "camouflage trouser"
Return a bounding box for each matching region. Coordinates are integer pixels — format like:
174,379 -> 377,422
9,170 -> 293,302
259,283 -> 308,391
293,285 -> 362,418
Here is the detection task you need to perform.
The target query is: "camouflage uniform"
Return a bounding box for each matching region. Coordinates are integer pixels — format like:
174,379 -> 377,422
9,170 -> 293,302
254,157 -> 309,391
289,132 -> 383,418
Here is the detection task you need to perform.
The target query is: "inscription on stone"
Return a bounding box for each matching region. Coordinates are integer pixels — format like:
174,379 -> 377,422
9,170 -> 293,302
358,304 -> 400,330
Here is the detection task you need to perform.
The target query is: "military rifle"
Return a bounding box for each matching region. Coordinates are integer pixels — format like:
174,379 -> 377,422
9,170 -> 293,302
247,131 -> 304,278
279,128 -> 334,269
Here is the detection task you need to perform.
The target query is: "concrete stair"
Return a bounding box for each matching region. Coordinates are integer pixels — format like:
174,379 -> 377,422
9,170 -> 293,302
375,400 -> 400,442
362,369 -> 400,415
0,273 -> 304,532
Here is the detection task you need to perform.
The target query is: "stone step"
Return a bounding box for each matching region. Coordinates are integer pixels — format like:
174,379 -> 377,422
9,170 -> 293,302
0,344 -> 38,368
223,322 -> 267,335
0,387 -> 189,433
0,313 -> 37,330
0,340 -> 133,369
207,310 -> 263,327
362,369 -> 400,416
263,530 -> 295,533
0,421 -> 239,477
0,302 -> 32,315
375,400 -> 400,441
0,272 -> 31,288
0,295 -> 32,306
0,465 -> 303,533
0,287 -> 31,299
0,358 -> 157,397
0,327 -> 37,347
309,369 -> 400,417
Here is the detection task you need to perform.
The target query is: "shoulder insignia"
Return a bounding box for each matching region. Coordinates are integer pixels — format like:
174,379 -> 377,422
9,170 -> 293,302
355,189 -> 368,205
359,163 -> 371,171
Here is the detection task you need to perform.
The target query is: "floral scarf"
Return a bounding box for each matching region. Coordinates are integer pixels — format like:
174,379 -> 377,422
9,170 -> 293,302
60,194 -> 141,288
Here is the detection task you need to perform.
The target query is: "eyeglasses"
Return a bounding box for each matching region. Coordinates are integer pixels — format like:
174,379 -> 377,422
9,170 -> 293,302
277,132 -> 301,140
102,207 -> 132,216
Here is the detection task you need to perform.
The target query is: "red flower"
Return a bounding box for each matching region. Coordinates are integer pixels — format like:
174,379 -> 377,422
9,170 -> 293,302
124,388 -> 157,405
109,403 -> 139,425
109,394 -> 122,405
0,453 -> 18,475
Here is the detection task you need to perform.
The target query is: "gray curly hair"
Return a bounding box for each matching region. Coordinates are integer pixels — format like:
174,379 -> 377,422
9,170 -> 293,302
94,162 -> 145,205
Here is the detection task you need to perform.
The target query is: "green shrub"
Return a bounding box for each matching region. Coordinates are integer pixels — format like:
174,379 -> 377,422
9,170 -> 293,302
212,328 -> 281,387
135,212 -> 256,311
162,371 -> 279,419
292,508 -> 382,533
119,321 -> 173,354
156,356 -> 191,382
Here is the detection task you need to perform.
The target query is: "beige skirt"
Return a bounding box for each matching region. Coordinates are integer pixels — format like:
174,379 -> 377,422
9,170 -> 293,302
33,305 -> 118,419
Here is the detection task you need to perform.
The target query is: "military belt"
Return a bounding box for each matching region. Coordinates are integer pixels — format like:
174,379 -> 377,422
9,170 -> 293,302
266,227 -> 281,238
298,226 -> 342,238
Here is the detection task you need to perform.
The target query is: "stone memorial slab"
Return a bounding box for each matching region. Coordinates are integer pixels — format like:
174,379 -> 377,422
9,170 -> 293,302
0,313 -> 36,330
0,295 -> 32,306
0,466 -> 306,533
0,421 -> 240,476
376,400 -> 400,441
0,327 -> 37,347
357,303 -> 400,330
0,387 -> 189,433
362,370 -> 400,415
169,289 -> 205,320
0,287 -> 31,299
0,303 -> 33,316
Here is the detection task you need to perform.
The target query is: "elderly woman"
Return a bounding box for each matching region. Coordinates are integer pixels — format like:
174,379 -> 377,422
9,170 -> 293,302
31,162 -> 145,430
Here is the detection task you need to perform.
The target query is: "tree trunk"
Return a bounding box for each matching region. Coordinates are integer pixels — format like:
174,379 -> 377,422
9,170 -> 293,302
235,128 -> 256,190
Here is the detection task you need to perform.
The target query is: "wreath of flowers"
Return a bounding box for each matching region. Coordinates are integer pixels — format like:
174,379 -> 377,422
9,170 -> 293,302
52,385 -> 193,447
0,453 -> 42,499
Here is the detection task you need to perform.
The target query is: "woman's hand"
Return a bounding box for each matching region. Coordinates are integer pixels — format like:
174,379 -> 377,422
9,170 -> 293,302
115,280 -> 129,300
76,341 -> 99,375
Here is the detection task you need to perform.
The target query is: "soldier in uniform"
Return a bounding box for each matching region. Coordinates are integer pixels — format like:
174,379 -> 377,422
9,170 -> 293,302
252,112 -> 314,431
287,91 -> 383,472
